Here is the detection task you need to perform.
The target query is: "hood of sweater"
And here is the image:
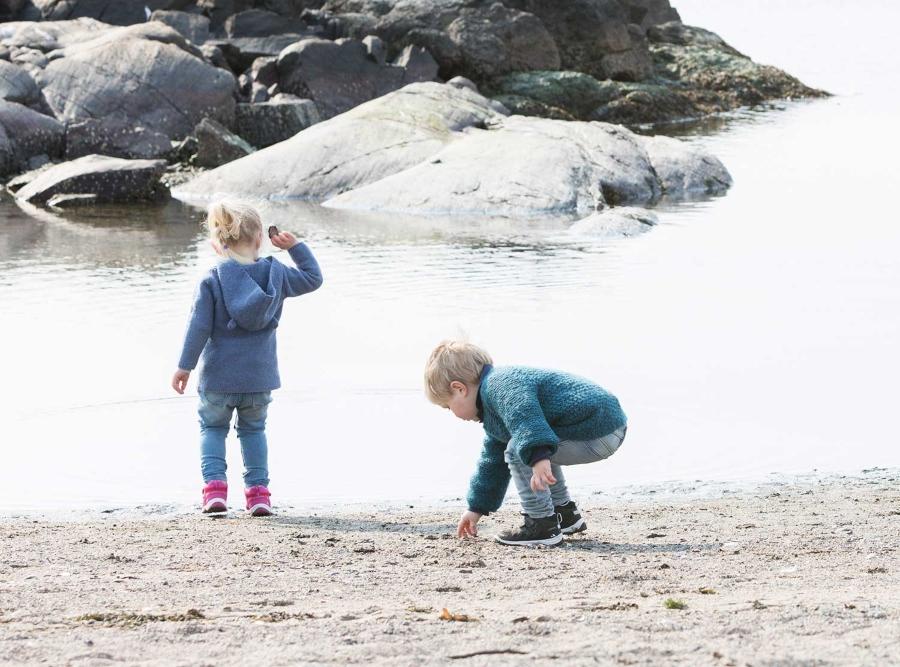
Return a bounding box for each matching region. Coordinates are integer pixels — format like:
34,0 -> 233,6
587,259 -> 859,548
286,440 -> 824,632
215,257 -> 284,332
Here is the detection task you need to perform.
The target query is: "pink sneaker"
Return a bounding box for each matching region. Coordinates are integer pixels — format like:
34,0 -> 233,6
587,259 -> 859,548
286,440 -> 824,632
245,486 -> 272,516
202,480 -> 228,513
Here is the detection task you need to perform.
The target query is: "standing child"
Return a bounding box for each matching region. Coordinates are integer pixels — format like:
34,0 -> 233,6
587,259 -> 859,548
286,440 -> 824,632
171,201 -> 323,516
425,340 -> 627,546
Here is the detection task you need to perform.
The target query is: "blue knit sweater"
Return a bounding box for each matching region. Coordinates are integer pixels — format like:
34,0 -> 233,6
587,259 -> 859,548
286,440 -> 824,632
467,365 -> 626,515
177,243 -> 323,393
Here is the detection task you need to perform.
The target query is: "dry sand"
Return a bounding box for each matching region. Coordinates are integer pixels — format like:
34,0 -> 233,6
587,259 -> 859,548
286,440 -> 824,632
1,471 -> 899,666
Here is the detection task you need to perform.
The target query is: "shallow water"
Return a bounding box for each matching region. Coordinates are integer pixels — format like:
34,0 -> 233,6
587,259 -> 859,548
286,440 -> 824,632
2,1 -> 899,511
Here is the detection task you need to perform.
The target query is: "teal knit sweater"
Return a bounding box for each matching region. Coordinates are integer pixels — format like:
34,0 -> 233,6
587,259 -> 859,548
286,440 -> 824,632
467,365 -> 626,515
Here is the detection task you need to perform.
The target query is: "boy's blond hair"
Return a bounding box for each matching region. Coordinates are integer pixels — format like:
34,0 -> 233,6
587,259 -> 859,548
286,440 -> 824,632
424,340 -> 493,405
206,199 -> 263,264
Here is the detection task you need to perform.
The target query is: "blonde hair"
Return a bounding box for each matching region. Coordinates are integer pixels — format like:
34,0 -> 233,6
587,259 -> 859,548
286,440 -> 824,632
206,200 -> 263,264
424,340 -> 493,405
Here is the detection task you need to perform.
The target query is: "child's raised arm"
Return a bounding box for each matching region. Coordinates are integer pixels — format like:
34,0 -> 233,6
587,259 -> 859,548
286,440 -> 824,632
272,231 -> 323,297
465,436 -> 511,517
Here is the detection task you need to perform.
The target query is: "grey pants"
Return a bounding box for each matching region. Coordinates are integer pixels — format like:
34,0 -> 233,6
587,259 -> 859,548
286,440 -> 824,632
504,426 -> 627,518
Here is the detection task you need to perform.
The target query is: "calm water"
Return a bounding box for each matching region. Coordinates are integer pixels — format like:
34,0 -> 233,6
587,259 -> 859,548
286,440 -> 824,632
2,1 -> 899,511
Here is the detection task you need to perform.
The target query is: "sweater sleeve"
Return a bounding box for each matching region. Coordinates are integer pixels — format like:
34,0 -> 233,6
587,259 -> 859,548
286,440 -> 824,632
493,386 -> 560,467
177,279 -> 215,371
466,435 -> 511,515
283,242 -> 323,297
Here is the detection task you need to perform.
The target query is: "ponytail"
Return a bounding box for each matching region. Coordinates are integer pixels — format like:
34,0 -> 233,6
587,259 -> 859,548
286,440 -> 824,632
205,200 -> 263,264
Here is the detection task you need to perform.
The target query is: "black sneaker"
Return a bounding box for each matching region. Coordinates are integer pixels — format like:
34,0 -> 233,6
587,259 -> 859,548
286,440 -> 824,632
495,514 -> 563,546
555,501 -> 587,535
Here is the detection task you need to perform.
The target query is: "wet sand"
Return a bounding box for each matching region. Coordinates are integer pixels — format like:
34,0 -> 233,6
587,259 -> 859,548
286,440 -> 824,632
1,471 -> 898,666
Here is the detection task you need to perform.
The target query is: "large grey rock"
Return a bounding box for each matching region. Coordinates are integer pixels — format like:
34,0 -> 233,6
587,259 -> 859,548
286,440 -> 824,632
567,206 -> 658,237
234,98 -> 320,148
65,115 -> 173,160
639,134 -> 733,197
322,115 -> 668,216
277,37 -> 438,119
0,99 -> 64,175
36,24 -> 236,139
504,0 -> 652,80
0,17 -> 108,51
150,10 -> 211,44
28,0 -> 150,25
14,154 -> 169,203
174,81 -> 730,214
174,82 -> 506,201
619,0 -> 680,29
0,60 -> 41,106
225,9 -> 306,37
208,35 -> 308,72
42,21 -> 205,59
321,0 -> 560,81
194,117 -> 255,167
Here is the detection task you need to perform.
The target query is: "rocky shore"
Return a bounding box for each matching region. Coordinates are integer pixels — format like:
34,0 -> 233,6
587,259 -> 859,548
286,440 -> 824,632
0,471 -> 897,665
1,0 -> 825,230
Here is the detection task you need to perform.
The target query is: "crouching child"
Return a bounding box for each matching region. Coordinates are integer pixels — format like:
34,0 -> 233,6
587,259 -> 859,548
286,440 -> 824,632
424,340 -> 627,546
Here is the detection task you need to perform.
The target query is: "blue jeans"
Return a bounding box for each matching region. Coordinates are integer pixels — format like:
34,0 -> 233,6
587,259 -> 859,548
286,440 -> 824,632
198,391 -> 272,488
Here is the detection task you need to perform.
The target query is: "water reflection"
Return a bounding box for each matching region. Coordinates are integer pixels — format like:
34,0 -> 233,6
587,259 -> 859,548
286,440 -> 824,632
0,197 -> 203,272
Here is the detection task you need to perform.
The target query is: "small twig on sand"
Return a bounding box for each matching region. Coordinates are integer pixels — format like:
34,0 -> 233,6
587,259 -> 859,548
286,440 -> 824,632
449,649 -> 528,660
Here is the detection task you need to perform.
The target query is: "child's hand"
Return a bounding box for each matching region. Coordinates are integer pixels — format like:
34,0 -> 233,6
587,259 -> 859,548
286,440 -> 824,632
270,231 -> 299,250
530,459 -> 557,492
171,369 -> 190,394
456,510 -> 482,539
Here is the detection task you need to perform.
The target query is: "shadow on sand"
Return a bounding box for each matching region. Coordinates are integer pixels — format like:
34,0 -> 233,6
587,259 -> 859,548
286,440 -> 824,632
266,513 -> 719,554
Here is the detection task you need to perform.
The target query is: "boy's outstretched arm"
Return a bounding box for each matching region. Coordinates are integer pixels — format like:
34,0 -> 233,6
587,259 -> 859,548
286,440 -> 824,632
174,279 -> 215,392
460,436 -> 510,538
273,232 -> 323,297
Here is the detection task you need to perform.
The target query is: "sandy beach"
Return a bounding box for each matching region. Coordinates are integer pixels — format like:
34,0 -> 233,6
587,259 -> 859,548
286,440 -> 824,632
1,471 -> 898,666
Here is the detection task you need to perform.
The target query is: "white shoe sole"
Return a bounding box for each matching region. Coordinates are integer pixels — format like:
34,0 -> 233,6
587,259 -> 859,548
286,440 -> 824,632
248,503 -> 272,517
561,518 -> 586,535
494,533 -> 563,547
202,499 -> 227,513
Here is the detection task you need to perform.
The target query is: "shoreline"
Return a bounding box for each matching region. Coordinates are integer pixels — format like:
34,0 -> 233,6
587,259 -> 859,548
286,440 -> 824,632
1,466 -> 895,522
2,471 -> 897,665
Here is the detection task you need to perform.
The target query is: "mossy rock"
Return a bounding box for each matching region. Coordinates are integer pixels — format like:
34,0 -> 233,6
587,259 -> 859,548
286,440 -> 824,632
486,71 -> 624,119
486,70 -> 705,125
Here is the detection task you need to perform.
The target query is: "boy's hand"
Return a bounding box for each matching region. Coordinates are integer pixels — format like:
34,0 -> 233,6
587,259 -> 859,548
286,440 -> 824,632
171,369 -> 190,394
457,510 -> 482,539
530,459 -> 557,492
270,231 -> 299,250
